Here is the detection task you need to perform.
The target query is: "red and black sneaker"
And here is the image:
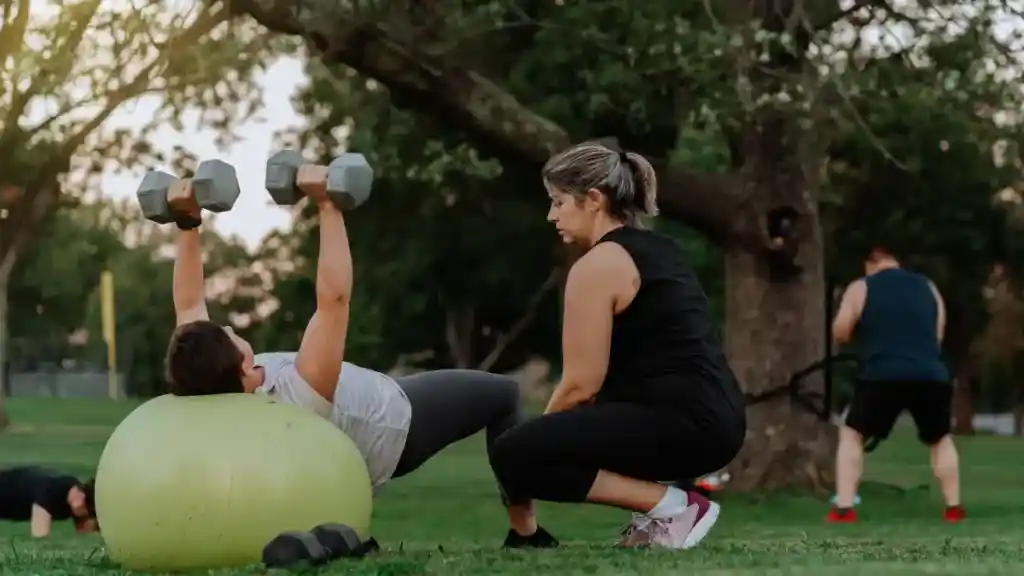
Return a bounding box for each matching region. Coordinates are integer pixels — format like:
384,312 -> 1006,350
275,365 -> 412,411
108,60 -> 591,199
825,507 -> 857,523
944,505 -> 965,523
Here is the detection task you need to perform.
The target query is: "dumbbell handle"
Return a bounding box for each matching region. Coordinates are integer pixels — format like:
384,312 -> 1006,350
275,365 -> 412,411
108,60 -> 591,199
294,164 -> 332,206
167,178 -> 202,230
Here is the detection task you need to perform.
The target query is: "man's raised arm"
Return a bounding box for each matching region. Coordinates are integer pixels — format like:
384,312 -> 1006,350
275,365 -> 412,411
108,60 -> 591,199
294,166 -> 352,402
171,179 -> 209,326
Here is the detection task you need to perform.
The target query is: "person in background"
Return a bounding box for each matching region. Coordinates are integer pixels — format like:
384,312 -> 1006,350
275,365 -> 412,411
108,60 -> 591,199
828,246 -> 963,523
0,466 -> 97,537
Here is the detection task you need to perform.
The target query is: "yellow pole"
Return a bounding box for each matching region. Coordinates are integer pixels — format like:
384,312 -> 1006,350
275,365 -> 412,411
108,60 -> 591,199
100,270 -> 118,400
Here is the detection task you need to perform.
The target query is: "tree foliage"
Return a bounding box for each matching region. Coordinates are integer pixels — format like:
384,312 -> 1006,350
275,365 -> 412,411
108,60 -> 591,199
0,0 -> 290,277
0,0 -> 295,424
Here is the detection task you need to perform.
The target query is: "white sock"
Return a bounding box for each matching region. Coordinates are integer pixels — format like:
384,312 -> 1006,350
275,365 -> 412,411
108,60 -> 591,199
647,486 -> 688,518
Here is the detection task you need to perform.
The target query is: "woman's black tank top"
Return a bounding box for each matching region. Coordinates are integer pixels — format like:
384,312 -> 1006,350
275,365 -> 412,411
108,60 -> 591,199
594,227 -> 743,413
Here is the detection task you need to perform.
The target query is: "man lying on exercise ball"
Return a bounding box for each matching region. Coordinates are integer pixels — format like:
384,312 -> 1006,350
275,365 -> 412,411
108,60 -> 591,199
487,142 -> 747,549
0,466 -> 97,537
162,156 -> 555,549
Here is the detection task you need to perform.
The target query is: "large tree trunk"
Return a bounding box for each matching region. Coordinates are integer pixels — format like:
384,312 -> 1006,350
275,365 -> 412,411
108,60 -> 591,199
723,241 -> 834,492
723,111 -> 834,492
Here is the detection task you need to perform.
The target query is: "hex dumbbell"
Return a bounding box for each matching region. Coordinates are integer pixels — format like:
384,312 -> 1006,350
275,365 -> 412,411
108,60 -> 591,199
265,151 -> 374,210
136,159 -> 240,226
262,531 -> 329,569
261,523 -> 379,569
311,523 -> 379,560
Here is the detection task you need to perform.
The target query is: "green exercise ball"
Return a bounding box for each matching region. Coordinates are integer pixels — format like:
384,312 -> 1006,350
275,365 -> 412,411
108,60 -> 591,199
95,393 -> 372,571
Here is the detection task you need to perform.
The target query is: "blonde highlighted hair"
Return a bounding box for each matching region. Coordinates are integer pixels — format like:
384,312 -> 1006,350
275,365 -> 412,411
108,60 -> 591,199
541,142 -> 659,227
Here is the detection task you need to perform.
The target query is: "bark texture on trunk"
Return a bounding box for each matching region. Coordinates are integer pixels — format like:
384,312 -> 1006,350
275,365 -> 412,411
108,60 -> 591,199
723,114 -> 834,493
723,245 -> 835,492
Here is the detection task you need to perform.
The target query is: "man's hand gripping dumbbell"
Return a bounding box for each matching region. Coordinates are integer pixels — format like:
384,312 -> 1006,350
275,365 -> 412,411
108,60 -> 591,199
136,159 -> 240,228
265,151 -> 373,211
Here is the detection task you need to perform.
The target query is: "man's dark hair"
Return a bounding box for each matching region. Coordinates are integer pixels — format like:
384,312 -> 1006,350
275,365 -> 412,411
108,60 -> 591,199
865,243 -> 898,261
164,320 -> 244,395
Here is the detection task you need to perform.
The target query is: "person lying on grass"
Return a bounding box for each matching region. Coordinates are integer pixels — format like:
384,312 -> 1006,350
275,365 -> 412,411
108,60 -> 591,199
0,466 -> 97,537
487,142 -> 747,549
161,167 -> 555,549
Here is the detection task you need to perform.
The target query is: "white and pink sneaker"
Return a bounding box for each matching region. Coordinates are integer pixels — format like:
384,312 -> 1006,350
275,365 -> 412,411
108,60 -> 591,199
647,504 -> 699,549
615,490 -> 721,549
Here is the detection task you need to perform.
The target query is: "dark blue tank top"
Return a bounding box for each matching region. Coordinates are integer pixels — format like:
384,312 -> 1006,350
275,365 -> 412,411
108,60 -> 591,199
856,268 -> 949,383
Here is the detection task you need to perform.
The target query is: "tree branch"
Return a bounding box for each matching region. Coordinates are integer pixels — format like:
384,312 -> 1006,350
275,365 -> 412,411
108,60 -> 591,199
477,269 -> 559,372
811,0 -> 873,31
0,178 -> 61,282
0,3 -> 232,280
444,302 -> 475,369
231,0 -> 749,248
0,0 -> 104,157
62,4 -> 231,155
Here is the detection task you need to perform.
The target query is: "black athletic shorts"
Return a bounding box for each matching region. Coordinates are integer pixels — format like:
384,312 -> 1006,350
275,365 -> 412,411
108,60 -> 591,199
844,380 -> 953,445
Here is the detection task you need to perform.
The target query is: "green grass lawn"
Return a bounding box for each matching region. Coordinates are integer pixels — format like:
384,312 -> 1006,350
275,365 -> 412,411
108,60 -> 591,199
1,397 -> 1023,575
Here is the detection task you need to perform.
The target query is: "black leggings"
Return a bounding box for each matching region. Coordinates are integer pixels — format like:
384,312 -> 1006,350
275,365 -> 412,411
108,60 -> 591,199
391,369 -> 525,502
489,402 -> 742,504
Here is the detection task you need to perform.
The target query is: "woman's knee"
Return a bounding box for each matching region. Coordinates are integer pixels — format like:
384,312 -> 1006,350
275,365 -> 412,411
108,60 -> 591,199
490,426 -> 523,466
489,432 -> 518,487
490,423 -> 542,476
491,426 -> 599,504
490,425 -> 552,500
